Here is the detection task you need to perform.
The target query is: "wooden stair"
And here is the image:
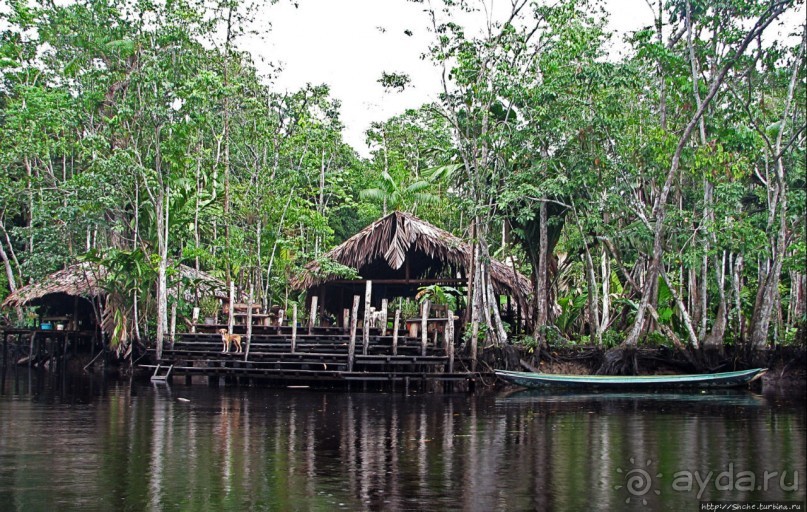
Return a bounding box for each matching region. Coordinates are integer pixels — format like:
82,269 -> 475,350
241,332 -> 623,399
141,330 -> 473,385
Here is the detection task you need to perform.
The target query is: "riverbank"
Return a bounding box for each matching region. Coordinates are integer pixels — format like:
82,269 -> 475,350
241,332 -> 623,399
480,344 -> 807,393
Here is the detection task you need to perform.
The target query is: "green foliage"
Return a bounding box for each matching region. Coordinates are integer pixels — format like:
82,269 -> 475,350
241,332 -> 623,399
378,71 -> 411,92
310,257 -> 359,282
416,284 -> 463,311
514,335 -> 541,355
0,0 -> 802,356
397,298 -> 421,321
198,296 -> 220,319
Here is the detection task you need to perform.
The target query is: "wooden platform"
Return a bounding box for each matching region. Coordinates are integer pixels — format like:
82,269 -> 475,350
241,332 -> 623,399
143,328 -> 477,386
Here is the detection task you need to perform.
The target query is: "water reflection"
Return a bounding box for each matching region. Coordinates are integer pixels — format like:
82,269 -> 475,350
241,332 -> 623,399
0,370 -> 804,511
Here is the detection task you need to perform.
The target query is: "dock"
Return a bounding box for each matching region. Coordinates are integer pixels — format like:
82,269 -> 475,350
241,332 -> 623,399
142,325 -> 478,388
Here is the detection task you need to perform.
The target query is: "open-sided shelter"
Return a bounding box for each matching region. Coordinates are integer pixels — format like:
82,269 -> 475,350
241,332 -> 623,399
2,261 -> 227,334
293,211 -> 532,331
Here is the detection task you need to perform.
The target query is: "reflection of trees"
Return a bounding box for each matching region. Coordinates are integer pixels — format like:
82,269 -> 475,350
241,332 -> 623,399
1,381 -> 804,511
93,390 -> 807,510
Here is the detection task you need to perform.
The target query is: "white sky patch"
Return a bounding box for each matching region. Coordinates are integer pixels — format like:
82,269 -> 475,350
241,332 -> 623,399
256,0 -> 438,155
253,0 -> 657,156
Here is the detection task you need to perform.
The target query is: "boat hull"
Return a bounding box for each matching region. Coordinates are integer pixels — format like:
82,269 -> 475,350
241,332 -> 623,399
495,368 -> 767,390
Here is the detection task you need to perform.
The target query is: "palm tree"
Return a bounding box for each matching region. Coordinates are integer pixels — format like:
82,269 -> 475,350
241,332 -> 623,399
359,170 -> 439,215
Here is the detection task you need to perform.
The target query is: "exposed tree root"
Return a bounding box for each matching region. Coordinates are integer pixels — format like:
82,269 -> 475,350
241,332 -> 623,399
595,346 -> 639,375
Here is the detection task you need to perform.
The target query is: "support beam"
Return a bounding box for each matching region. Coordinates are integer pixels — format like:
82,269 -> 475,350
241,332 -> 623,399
170,301 -> 177,346
291,304 -> 297,353
362,280 -> 372,355
380,298 -> 388,335
392,309 -> 401,356
348,295 -> 360,371
471,321 -> 478,371
227,281 -> 235,334
191,307 -> 199,333
308,295 -> 318,335
447,309 -> 455,373
244,282 -> 253,361
420,299 -> 430,357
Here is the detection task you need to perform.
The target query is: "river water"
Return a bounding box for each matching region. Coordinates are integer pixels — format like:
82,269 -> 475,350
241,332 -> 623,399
0,370 -> 804,511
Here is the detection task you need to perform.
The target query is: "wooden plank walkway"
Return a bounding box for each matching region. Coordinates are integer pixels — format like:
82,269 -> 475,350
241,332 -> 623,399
142,329 -> 477,386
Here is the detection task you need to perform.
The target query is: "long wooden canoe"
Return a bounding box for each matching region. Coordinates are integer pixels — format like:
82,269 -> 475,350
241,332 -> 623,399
494,368 -> 767,390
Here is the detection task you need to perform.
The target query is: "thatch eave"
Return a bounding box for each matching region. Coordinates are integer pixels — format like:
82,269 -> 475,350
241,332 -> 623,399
1,262 -> 105,309
292,211 -> 533,316
2,261 -> 228,310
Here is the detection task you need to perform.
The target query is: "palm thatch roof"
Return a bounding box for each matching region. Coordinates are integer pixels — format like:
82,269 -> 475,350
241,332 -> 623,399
2,261 -> 228,309
1,262 -> 104,309
293,211 -> 532,315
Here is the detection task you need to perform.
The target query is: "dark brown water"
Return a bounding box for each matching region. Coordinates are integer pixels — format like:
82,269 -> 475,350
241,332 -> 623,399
0,370 -> 804,511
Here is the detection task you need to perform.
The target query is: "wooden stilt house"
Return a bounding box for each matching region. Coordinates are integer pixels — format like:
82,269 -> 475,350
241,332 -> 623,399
292,211 -> 532,334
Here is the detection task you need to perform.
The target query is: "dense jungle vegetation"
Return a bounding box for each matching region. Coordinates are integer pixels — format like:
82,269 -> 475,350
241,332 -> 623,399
1,0 -> 804,366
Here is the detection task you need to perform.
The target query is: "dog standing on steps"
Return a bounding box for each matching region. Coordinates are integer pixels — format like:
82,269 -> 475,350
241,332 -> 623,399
218,328 -> 242,353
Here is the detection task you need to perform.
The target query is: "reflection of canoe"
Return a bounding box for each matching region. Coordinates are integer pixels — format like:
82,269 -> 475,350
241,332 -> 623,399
495,368 -> 767,390
496,389 -> 767,408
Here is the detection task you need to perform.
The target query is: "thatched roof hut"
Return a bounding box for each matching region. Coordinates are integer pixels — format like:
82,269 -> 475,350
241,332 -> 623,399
2,261 -> 228,310
2,262 -> 104,309
293,211 -> 532,325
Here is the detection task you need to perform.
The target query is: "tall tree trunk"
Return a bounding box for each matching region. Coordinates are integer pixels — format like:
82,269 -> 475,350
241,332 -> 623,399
154,126 -> 169,361
749,35 -> 803,351
731,254 -> 744,343
572,200 -> 600,344
133,183 -> 141,342
534,201 -> 549,346
222,4 -> 234,287
600,247 -> 610,337
624,5 -> 787,348
660,267 -> 700,348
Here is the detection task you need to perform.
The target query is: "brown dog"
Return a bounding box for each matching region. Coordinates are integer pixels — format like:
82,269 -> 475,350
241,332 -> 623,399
218,328 -> 242,353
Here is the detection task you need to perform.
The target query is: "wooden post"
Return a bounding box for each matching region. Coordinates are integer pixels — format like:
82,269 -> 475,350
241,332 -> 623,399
244,283 -> 254,360
446,309 -> 455,373
170,301 -> 177,345
420,300 -> 430,357
191,307 -> 200,333
308,295 -> 318,335
342,308 -> 350,333
471,320 -> 478,371
71,295 -> 78,328
392,309 -> 401,356
2,331 -> 7,370
362,280 -> 372,356
28,331 -> 36,369
348,295 -> 360,371
228,281 -> 235,333
380,298 -> 388,335
291,304 -> 298,353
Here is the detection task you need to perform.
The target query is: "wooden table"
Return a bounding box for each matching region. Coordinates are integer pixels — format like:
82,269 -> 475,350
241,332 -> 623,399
404,317 -> 451,338
233,313 -> 273,326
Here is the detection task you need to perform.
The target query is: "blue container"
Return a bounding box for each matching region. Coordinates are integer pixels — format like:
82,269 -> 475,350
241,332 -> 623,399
40,322 -> 53,330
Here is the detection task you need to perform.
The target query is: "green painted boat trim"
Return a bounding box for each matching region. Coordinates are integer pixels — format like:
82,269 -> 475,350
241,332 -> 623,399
495,368 -> 767,389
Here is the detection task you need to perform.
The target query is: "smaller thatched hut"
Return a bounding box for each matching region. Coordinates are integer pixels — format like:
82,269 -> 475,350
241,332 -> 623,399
2,261 -> 227,334
293,211 -> 532,330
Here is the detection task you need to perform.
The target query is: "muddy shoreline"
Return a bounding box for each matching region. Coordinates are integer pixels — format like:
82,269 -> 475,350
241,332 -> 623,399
479,344 -> 807,393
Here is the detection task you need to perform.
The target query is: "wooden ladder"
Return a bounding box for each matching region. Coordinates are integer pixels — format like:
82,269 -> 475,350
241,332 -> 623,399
151,364 -> 173,382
